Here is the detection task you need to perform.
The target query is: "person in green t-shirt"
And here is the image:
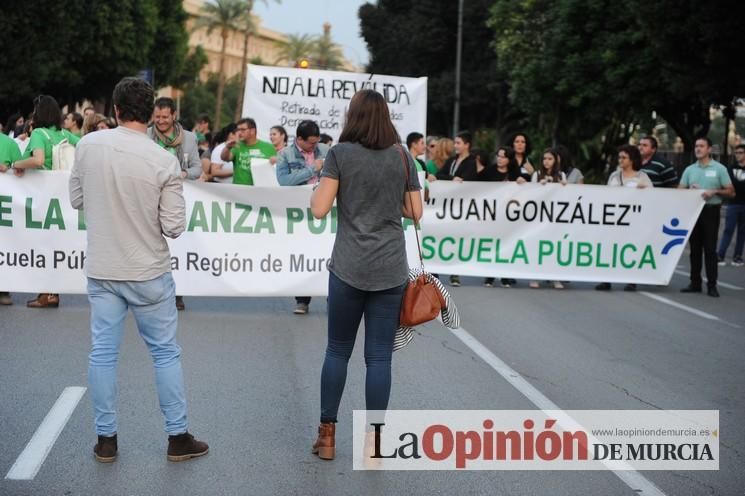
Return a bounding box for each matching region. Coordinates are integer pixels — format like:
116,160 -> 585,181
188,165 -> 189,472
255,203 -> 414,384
221,117 -> 276,185
0,132 -> 21,173
678,136 -> 735,297
0,133 -> 19,305
13,96 -> 80,175
10,95 -> 78,308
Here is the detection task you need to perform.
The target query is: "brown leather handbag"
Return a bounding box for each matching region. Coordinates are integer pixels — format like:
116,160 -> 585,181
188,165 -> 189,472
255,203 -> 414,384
397,146 -> 446,327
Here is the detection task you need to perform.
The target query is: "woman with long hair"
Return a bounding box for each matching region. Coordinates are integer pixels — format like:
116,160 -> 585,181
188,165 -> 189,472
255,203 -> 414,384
478,146 -> 520,288
529,149 -> 567,290
510,132 -> 534,178
425,137 -> 453,178
310,89 -> 422,461
269,125 -> 288,165
11,95 -> 80,308
595,144 -> 652,292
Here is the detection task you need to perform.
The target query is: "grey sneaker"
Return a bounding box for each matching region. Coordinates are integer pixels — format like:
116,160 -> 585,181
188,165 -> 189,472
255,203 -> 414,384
732,258 -> 744,267
294,302 -> 309,314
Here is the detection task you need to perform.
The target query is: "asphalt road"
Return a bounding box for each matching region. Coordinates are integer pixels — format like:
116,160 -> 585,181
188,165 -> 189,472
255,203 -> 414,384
1,255 -> 743,495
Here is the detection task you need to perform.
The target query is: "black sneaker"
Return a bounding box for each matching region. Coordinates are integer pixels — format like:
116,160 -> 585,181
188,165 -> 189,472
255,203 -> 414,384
483,278 -> 495,288
732,258 -> 744,267
94,434 -> 118,463
707,287 -> 720,298
623,283 -> 637,292
450,276 -> 461,287
717,257 -> 726,266
167,432 -> 209,462
595,282 -> 611,291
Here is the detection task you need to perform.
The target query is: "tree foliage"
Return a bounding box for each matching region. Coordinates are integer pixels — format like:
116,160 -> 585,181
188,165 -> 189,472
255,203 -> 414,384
359,0 -> 521,138
490,0 -> 745,170
0,0 -> 191,118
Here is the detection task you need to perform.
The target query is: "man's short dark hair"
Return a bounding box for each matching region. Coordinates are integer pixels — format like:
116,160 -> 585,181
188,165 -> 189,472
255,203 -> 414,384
196,113 -> 211,125
735,144 -> 745,153
112,77 -> 155,124
154,97 -> 177,114
70,112 -> 83,129
455,130 -> 473,148
237,117 -> 256,130
296,120 -> 320,140
640,136 -> 658,149
319,133 -> 333,145
696,136 -> 713,147
406,132 -> 424,149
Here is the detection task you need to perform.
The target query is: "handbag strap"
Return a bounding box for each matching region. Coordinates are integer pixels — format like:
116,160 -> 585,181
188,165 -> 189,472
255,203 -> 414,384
397,145 -> 425,269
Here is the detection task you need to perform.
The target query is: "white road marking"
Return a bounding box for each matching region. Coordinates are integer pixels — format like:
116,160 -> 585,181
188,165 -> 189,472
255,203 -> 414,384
639,291 -> 741,328
673,270 -> 743,290
450,327 -> 667,496
5,387 -> 87,480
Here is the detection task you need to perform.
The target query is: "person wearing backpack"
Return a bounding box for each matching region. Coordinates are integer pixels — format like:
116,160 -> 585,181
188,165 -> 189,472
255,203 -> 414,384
11,95 -> 80,308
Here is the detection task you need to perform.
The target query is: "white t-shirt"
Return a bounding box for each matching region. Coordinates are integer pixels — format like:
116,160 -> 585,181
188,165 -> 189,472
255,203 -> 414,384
210,142 -> 233,183
14,136 -> 29,155
531,171 -> 567,182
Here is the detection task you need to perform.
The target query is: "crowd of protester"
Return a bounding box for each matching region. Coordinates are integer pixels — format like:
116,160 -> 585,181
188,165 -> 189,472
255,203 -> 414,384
1,94 -> 743,310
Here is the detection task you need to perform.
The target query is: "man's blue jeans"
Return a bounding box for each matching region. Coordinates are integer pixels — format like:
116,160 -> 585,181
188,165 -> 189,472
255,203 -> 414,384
320,272 -> 406,423
87,272 -> 187,436
717,204 -> 745,260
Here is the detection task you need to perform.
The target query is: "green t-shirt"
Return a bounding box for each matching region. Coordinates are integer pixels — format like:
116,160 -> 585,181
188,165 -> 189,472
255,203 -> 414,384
680,160 -> 732,205
232,140 -> 276,186
24,127 -> 80,170
0,133 -> 22,166
425,159 -> 439,176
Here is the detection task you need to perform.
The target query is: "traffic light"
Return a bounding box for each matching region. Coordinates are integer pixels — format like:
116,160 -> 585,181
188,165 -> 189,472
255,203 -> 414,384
295,58 -> 310,69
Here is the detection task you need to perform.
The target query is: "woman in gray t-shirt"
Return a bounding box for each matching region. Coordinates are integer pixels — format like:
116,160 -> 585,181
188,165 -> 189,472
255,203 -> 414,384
309,89 -> 422,461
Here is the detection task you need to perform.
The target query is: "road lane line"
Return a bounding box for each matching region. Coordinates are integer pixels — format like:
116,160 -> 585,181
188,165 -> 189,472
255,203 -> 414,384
673,270 -> 743,290
450,327 -> 667,496
5,386 -> 87,480
639,291 -> 741,328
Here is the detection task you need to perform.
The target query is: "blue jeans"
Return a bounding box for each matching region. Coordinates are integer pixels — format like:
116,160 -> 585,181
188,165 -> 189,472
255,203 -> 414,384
87,272 -> 187,436
717,204 -> 745,260
320,272 -> 405,423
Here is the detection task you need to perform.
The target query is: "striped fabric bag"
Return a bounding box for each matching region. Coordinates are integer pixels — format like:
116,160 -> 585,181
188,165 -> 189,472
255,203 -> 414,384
394,269 -> 461,352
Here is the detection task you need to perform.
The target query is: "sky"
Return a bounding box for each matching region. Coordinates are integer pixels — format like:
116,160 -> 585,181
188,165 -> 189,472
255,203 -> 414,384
253,0 -> 370,68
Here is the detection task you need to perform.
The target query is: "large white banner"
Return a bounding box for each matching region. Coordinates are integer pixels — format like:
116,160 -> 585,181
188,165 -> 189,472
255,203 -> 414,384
0,173 -> 703,294
423,181 -> 704,285
242,64 -> 427,143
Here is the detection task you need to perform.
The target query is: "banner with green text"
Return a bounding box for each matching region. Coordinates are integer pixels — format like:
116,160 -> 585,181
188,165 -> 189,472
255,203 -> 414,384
0,173 -> 703,294
423,181 -> 704,285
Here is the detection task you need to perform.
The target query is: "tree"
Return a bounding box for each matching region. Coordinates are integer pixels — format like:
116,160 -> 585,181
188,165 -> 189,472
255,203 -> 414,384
359,0 -> 520,138
234,0 -> 280,121
313,23 -> 345,70
193,0 -> 252,129
0,0 -> 191,119
276,34 -> 317,66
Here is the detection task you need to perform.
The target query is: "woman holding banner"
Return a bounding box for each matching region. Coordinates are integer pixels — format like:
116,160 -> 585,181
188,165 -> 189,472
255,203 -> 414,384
309,89 -> 422,461
595,145 -> 652,292
11,95 -> 80,308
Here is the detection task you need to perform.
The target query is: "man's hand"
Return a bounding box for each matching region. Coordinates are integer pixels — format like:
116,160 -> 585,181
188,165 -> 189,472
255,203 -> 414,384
701,190 -> 715,200
180,170 -> 188,179
313,159 -> 324,172
0,164 -> 8,173
225,139 -> 237,149
13,167 -> 24,177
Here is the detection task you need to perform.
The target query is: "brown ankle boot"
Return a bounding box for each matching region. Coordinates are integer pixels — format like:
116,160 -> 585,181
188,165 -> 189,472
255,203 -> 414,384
167,432 -> 209,462
27,293 -> 59,308
312,422 -> 335,460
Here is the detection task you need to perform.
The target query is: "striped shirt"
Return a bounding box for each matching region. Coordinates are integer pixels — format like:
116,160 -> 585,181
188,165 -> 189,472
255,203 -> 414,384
640,153 -> 678,188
